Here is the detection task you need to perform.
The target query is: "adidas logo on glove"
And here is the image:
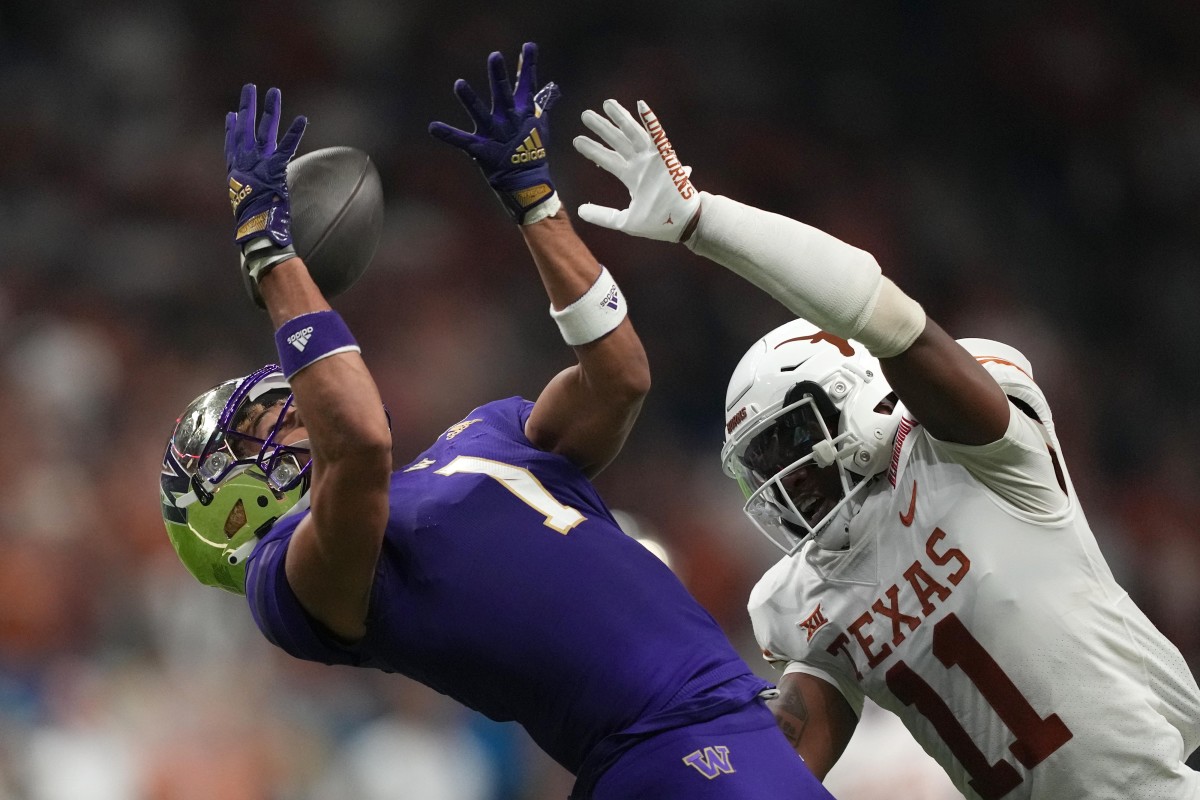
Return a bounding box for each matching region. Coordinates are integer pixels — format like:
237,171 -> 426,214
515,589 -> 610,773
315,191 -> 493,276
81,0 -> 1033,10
511,130 -> 547,164
228,177 -> 253,214
287,326 -> 314,351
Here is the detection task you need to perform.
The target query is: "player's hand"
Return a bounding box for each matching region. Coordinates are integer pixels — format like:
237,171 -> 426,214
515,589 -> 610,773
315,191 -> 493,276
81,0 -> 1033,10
225,83 -> 307,247
224,83 -> 307,306
429,42 -> 562,225
573,99 -> 700,243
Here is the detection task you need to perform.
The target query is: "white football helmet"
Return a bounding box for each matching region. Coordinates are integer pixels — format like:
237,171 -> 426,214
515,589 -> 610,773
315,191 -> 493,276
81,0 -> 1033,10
721,319 -> 903,554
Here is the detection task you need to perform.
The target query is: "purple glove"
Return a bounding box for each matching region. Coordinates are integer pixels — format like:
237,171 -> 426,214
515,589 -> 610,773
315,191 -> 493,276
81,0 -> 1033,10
224,84 -> 307,248
429,42 -> 561,224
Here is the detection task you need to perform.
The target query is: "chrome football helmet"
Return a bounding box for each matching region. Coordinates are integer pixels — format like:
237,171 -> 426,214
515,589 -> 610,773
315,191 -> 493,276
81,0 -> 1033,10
159,365 -> 311,594
721,319 -> 903,555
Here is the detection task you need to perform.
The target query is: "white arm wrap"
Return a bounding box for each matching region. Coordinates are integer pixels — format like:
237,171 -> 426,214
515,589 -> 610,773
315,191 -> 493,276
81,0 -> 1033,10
686,192 -> 926,357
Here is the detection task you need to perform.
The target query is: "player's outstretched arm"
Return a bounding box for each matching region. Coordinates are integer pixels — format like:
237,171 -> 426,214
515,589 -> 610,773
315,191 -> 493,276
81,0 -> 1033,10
430,45 -> 649,476
227,84 -> 392,641
574,99 -> 1009,445
520,214 -> 650,478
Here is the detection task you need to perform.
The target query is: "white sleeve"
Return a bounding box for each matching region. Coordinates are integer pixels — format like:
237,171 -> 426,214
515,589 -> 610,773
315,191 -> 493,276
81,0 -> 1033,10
927,403 -> 1068,517
686,193 -> 926,357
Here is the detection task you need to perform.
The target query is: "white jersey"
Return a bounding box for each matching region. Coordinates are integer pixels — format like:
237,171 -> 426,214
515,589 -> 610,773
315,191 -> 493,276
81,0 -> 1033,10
749,348 -> 1200,800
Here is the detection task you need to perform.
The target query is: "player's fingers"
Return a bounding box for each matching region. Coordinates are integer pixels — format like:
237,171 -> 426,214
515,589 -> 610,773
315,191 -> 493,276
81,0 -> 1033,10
636,100 -> 677,145
453,79 -> 492,134
428,121 -> 479,151
258,87 -> 283,153
580,108 -> 636,159
601,99 -> 651,151
576,203 -> 626,231
277,115 -> 307,160
573,135 -> 627,178
487,50 -> 515,116
514,41 -> 538,106
224,112 -> 237,165
236,83 -> 257,153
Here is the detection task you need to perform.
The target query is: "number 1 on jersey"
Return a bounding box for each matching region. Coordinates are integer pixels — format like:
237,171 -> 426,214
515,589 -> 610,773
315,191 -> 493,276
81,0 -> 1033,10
436,456 -> 585,533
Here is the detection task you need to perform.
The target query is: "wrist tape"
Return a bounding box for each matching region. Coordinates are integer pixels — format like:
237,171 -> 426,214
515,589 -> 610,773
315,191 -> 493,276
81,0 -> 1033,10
550,266 -> 627,346
522,193 -> 562,225
243,237 -> 297,282
241,238 -> 298,309
856,277 -> 926,358
687,192 -> 925,357
274,310 -> 361,379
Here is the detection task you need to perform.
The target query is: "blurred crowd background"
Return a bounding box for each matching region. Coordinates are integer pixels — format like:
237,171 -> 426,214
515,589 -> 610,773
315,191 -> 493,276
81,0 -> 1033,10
2,1 -> 1199,798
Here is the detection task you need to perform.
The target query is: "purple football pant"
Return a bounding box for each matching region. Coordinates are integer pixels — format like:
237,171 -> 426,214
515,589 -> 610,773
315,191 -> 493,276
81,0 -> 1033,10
589,700 -> 835,799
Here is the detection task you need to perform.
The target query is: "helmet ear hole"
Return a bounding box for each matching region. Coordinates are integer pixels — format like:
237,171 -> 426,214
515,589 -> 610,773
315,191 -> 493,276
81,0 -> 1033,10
223,498 -> 248,538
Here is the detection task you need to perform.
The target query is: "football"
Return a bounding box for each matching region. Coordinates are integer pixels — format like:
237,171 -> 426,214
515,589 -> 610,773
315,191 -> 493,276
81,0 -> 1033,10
286,146 -> 385,299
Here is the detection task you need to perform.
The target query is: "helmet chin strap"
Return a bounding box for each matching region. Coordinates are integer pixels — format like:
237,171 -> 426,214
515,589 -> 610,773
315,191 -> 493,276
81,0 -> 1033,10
176,462 -> 256,509
226,537 -> 259,565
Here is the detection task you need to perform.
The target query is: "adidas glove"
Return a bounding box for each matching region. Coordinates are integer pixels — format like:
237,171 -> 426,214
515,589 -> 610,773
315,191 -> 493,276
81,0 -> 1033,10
429,42 -> 562,225
224,83 -> 307,306
573,99 -> 700,243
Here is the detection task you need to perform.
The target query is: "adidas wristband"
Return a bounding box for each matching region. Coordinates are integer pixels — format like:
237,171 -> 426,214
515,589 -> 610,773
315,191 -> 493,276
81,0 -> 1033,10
550,265 -> 627,346
275,310 -> 361,379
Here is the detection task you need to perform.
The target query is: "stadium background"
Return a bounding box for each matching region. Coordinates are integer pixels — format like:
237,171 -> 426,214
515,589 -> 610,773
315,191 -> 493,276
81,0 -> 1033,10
1,1 -> 1198,797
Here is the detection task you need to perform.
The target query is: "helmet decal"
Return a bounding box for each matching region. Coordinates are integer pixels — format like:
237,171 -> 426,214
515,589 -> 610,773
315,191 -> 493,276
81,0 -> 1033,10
774,330 -> 856,357
726,407 -> 748,435
160,448 -> 190,526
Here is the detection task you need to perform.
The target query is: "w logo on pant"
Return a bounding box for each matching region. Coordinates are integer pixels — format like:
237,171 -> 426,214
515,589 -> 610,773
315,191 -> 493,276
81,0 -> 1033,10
682,745 -> 735,779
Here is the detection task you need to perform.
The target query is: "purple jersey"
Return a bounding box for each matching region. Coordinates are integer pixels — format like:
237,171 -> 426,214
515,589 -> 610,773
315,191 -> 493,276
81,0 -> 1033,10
246,397 -> 769,782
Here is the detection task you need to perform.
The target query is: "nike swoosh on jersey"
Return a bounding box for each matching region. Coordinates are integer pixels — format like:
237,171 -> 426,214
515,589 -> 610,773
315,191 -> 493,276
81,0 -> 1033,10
899,480 -> 918,527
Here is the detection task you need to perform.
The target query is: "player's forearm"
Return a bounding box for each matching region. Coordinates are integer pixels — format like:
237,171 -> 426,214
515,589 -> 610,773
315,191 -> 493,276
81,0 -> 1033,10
520,214 -> 649,472
259,260 -> 392,467
686,193 -> 925,358
522,213 -> 650,402
768,672 -> 858,781
570,100 -> 926,358
520,212 -> 605,309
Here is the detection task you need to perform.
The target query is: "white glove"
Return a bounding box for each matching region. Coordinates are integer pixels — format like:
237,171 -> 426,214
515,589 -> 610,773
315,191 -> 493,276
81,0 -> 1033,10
573,99 -> 701,242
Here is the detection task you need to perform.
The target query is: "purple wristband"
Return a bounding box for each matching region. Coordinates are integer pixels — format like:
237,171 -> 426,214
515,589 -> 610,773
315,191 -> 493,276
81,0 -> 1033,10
274,310 -> 361,379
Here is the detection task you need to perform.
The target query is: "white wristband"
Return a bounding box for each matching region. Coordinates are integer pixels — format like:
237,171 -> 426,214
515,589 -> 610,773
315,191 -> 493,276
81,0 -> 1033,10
550,266 -> 628,346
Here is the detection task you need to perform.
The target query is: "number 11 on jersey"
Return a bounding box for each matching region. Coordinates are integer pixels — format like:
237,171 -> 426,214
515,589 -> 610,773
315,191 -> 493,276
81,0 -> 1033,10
885,613 -> 1073,800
